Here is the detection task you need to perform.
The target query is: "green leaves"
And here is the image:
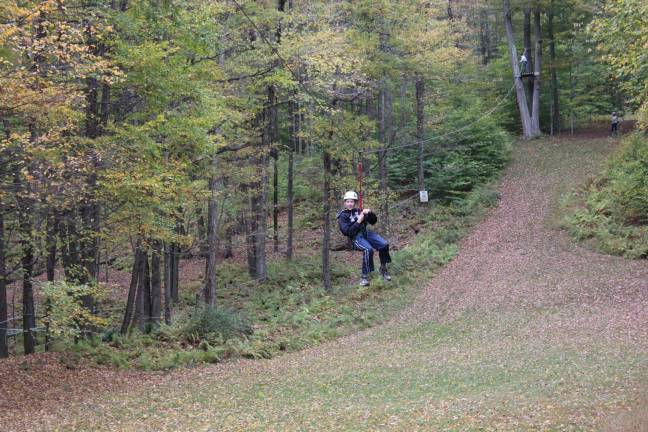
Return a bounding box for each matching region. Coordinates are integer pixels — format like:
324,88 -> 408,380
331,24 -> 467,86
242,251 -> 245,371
590,0 -> 648,128
567,133 -> 648,257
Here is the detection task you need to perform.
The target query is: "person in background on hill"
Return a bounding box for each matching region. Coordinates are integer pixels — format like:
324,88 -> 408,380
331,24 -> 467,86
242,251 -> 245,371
337,191 -> 392,287
611,111 -> 619,136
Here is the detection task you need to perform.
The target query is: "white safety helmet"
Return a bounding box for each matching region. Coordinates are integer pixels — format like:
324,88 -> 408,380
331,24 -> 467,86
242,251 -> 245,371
343,191 -> 358,201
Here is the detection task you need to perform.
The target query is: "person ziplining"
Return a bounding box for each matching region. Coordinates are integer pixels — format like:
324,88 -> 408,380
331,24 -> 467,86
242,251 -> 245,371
338,77 -> 515,288
337,191 -> 392,287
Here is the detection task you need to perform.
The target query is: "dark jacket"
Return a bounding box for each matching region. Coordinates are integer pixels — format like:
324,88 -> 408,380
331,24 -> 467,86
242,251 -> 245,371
337,208 -> 377,238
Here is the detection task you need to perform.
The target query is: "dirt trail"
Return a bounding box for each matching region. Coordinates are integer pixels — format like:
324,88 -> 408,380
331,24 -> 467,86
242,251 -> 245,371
405,133 -> 648,330
3,132 -> 648,431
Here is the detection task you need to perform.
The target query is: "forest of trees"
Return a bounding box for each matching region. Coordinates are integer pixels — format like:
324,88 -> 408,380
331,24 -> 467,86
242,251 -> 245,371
0,0 -> 645,360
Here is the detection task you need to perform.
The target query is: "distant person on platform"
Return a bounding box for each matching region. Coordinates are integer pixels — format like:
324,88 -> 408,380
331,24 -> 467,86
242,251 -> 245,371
337,191 -> 392,287
519,50 -> 528,75
611,111 -> 619,136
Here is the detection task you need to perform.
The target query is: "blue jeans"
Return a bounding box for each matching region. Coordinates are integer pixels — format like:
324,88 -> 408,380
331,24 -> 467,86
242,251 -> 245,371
353,231 -> 391,276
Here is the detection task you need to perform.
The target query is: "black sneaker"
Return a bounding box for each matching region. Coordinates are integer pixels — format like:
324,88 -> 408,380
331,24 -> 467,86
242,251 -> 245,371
359,276 -> 370,286
380,267 -> 391,281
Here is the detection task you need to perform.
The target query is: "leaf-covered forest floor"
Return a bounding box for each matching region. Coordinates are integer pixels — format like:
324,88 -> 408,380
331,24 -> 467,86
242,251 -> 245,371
3,126 -> 648,431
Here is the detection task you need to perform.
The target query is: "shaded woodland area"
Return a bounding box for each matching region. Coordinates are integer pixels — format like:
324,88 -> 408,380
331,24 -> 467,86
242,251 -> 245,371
0,0 -> 645,362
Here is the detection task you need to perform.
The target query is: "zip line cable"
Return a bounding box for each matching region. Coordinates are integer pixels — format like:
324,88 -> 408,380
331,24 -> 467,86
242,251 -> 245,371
257,80 -> 512,172
358,83 -> 515,156
351,84 -> 514,200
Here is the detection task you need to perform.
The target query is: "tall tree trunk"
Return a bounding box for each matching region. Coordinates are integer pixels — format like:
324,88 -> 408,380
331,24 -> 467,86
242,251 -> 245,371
85,76 -> 99,139
272,151 -> 279,253
301,108 -> 308,154
80,171 -> 99,312
121,241 -> 143,334
297,101 -> 304,154
0,124 -> 7,358
548,2 -> 560,133
322,75 -> 341,293
16,176 -> 36,354
503,0 -> 535,139
21,230 -> 36,354
377,25 -> 391,224
378,86 -> 386,188
80,151 -> 101,277
523,7 -> 534,103
223,224 -> 234,259
203,156 -> 219,306
286,99 -> 297,260
0,200 -> 8,358
399,78 -> 407,130
244,202 -> 257,277
244,115 -> 263,279
270,83 -> 280,254
81,81 -> 99,314
133,256 -> 144,331
322,150 -> 332,293
255,165 -> 269,281
378,84 -> 390,228
138,250 -> 151,332
255,179 -> 268,281
100,83 -> 110,130
196,210 -> 206,251
13,160 -> 36,354
171,216 -> 182,303
44,210 -> 56,350
80,23 -> 103,320
46,210 -> 58,282
531,6 -> 542,136
166,242 -> 180,303
493,12 -> 501,48
163,242 -> 172,325
569,55 -> 575,134
150,241 -> 162,328
22,17 -> 47,350
248,88 -> 274,282
415,76 -> 425,195
479,8 -> 492,65
60,211 -> 82,283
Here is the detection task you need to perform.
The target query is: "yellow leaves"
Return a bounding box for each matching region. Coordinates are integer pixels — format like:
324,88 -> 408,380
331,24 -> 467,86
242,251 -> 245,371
0,1 -> 120,161
38,0 -> 61,16
302,29 -> 365,71
42,280 -> 110,338
0,2 -> 28,18
0,25 -> 20,44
